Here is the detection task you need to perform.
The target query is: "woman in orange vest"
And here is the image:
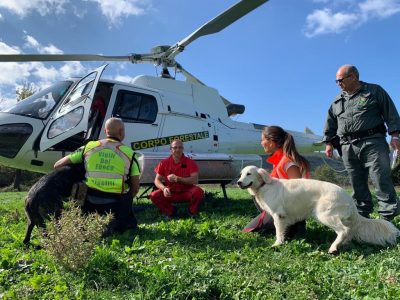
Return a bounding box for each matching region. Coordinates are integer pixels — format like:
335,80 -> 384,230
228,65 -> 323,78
243,125 -> 310,236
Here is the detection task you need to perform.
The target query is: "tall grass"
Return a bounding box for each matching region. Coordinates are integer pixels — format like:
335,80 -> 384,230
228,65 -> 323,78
0,188 -> 399,299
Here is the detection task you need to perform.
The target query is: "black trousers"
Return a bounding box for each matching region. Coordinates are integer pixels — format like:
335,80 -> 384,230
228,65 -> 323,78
82,192 -> 137,233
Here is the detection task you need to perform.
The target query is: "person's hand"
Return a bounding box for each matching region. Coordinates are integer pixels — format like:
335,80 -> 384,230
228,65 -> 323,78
325,143 -> 333,158
390,137 -> 400,151
167,174 -> 178,183
163,187 -> 172,197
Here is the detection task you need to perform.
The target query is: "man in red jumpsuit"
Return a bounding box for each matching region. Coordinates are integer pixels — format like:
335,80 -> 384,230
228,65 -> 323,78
150,139 -> 204,218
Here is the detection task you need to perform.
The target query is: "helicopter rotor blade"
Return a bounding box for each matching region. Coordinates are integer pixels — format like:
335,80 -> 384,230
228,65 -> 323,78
0,0 -> 268,67
165,0 -> 268,60
0,53 -> 164,64
0,54 -> 135,62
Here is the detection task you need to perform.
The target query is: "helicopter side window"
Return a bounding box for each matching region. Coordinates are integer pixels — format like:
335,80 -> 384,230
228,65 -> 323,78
139,97 -> 157,122
114,90 -> 158,123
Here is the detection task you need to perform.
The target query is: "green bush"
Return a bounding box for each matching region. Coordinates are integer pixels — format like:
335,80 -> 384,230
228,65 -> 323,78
391,155 -> 400,186
313,164 -> 349,186
41,204 -> 112,272
0,166 -> 42,189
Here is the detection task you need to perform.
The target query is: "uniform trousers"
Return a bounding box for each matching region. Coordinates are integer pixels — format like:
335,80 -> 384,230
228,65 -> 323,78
341,137 -> 399,218
82,191 -> 137,233
150,186 -> 204,216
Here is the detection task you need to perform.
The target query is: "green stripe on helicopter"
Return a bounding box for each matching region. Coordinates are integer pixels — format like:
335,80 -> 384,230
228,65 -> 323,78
131,131 -> 210,150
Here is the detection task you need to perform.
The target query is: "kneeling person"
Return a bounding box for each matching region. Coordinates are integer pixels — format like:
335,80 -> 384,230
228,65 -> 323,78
150,139 -> 204,218
54,117 -> 140,233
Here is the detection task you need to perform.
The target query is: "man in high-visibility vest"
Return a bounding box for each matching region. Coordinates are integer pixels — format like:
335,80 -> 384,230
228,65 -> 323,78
54,117 -> 140,233
150,139 -> 204,218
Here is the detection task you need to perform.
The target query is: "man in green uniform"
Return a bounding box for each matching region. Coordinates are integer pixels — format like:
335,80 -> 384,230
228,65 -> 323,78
54,117 -> 140,233
323,64 -> 400,220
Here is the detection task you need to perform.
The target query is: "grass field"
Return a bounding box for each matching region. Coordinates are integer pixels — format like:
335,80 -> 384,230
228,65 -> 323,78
1,187 -> 400,299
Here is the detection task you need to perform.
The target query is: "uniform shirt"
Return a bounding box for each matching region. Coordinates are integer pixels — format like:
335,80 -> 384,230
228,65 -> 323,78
155,154 -> 199,192
323,81 -> 400,143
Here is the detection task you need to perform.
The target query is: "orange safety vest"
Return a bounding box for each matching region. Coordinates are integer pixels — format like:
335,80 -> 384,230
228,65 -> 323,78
267,148 -> 310,179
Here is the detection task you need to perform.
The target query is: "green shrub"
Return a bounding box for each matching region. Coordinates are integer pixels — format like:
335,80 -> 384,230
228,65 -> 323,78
391,155 -> 400,186
0,166 -> 42,190
313,164 -> 349,186
41,204 -> 112,272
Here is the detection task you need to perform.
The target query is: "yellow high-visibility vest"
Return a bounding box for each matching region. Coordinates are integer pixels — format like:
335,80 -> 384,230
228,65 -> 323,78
83,139 -> 133,194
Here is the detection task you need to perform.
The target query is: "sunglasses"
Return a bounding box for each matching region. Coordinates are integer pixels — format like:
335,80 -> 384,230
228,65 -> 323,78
335,74 -> 351,84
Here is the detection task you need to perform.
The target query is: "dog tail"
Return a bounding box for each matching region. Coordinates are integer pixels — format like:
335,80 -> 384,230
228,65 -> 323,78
353,215 -> 400,246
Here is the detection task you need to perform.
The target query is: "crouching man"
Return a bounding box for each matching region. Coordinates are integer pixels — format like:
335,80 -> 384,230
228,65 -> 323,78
54,117 -> 140,234
150,139 -> 204,218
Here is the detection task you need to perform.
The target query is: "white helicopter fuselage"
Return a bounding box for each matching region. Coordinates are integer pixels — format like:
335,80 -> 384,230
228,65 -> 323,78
0,66 -> 322,184
0,1 -> 325,186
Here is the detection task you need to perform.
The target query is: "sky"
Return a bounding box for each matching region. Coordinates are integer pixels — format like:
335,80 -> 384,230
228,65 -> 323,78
0,0 -> 399,137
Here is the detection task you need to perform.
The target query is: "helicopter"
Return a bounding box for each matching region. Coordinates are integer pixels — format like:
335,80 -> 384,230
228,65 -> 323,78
0,0 -> 323,190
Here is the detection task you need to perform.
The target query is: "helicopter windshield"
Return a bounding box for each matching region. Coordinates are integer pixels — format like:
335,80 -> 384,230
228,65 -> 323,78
2,80 -> 74,119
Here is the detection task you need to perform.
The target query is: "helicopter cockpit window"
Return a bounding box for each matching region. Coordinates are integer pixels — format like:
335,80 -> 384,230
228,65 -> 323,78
2,80 -> 73,119
60,72 -> 96,111
114,90 -> 158,123
47,106 -> 84,139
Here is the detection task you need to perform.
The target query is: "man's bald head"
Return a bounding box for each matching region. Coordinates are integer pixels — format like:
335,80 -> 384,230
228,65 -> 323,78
337,64 -> 359,79
336,64 -> 361,94
105,117 -> 125,141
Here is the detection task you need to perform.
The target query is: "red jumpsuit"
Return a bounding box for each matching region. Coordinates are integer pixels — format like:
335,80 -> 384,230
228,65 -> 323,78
150,154 -> 204,216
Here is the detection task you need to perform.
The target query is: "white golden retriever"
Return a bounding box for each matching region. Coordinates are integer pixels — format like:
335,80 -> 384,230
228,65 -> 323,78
237,165 -> 399,253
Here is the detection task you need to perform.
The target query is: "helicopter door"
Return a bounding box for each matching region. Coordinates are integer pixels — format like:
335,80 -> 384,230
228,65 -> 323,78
39,65 -> 107,151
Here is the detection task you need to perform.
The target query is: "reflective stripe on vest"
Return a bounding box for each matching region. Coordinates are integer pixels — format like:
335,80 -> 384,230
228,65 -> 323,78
83,140 -> 132,194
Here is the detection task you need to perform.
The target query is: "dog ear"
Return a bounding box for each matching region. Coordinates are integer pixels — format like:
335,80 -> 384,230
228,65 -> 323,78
257,168 -> 272,184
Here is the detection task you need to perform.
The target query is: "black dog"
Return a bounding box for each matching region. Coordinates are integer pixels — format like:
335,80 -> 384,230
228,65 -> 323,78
23,163 -> 85,244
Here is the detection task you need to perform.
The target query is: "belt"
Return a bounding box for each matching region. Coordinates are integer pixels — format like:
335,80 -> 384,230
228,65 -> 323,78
342,124 -> 386,142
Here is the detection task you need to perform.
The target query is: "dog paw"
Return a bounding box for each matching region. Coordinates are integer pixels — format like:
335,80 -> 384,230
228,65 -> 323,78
272,241 -> 283,247
328,247 -> 338,255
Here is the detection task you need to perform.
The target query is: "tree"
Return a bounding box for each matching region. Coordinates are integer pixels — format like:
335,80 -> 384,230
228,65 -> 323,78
16,82 -> 36,102
13,82 -> 36,190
